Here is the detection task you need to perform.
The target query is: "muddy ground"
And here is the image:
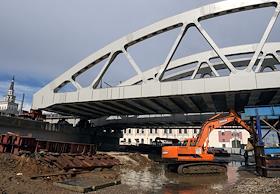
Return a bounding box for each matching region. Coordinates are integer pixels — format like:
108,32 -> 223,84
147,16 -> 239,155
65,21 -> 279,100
0,152 -> 150,194
0,152 -> 279,194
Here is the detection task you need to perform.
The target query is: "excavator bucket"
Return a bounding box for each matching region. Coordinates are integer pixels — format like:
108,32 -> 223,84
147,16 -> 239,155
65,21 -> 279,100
245,141 -> 254,151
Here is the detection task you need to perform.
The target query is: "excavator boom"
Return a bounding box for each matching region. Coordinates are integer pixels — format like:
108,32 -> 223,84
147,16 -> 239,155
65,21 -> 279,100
196,110 -> 253,147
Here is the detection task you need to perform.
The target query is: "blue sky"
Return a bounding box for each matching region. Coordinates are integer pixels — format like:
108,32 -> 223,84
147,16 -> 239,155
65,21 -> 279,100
0,0 -> 279,110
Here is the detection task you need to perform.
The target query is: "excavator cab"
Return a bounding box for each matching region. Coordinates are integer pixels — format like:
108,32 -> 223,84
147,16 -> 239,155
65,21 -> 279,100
180,137 -> 196,146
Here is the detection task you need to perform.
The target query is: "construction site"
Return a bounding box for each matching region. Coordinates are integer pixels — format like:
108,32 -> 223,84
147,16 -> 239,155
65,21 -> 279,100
0,104 -> 280,193
1,0 -> 280,193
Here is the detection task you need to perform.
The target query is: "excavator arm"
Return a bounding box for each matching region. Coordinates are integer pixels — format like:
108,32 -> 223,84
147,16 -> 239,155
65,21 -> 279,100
196,110 -> 253,148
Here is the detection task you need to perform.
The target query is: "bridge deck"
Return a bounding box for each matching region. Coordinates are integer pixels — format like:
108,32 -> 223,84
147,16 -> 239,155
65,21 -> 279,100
36,71 -> 280,118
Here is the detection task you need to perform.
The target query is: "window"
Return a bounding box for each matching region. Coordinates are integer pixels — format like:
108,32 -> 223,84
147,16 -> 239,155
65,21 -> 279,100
164,129 -> 168,134
155,129 -> 158,133
222,144 -> 226,148
184,129 -> 188,134
141,139 -> 144,144
124,129 -> 126,134
232,140 -> 241,148
169,129 -> 172,134
142,129 -> 144,134
222,132 -> 225,136
128,129 -> 131,134
178,129 -> 182,134
150,139 -> 153,144
150,129 -> 153,134
137,129 -> 139,133
135,139 -> 139,143
128,139 -> 131,144
194,129 -> 197,133
123,138 -> 126,142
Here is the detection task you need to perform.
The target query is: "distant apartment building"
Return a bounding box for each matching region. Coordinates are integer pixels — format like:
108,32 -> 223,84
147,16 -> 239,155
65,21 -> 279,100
208,127 -> 250,148
120,127 -> 251,149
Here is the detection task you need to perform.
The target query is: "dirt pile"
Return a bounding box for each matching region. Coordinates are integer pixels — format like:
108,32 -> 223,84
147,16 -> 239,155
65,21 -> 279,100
0,152 -> 123,193
106,152 -> 153,171
0,153 -> 70,194
128,153 -> 151,166
0,153 -> 58,176
229,177 -> 280,194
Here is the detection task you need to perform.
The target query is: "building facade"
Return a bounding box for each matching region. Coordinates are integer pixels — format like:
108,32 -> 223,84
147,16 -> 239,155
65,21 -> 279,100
0,77 -> 19,115
208,127 -> 250,148
120,127 -> 251,149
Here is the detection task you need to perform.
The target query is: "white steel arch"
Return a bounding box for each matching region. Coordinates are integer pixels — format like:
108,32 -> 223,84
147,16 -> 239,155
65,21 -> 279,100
33,0 -> 280,117
120,43 -> 280,85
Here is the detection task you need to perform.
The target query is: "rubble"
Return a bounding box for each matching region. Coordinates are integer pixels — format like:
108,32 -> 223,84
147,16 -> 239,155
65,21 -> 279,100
0,152 -> 122,193
0,132 -> 124,193
37,153 -> 120,171
228,177 -> 280,194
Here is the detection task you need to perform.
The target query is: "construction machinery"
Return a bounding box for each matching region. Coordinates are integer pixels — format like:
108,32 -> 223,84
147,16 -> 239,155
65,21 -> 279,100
162,110 -> 254,174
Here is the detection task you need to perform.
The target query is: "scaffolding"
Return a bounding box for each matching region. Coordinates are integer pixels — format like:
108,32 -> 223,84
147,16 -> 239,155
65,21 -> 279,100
242,105 -> 280,177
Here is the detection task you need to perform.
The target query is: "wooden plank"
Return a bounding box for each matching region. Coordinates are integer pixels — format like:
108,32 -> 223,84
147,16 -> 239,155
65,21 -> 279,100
53,182 -> 92,193
92,180 -> 121,191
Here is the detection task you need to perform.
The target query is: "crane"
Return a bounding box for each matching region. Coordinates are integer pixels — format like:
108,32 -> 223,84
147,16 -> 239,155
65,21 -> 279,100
162,110 -> 254,174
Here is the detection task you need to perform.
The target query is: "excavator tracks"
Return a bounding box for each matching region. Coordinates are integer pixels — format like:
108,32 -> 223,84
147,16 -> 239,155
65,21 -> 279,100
177,163 -> 227,174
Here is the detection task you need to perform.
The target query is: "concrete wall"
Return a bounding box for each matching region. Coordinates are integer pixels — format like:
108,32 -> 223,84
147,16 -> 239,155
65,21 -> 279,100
0,115 -> 92,143
0,115 -> 124,148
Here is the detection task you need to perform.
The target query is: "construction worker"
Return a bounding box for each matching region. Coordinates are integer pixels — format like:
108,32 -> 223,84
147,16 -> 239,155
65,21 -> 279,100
244,150 -> 249,166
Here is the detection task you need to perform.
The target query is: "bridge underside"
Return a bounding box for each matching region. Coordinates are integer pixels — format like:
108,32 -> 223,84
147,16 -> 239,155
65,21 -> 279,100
47,87 -> 280,118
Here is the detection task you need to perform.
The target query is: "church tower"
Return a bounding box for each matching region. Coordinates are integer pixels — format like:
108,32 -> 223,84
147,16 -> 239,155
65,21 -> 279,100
4,76 -> 16,103
0,76 -> 19,115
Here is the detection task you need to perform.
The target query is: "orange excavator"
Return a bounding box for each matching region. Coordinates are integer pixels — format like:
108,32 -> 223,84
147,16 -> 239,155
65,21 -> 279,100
162,110 -> 254,174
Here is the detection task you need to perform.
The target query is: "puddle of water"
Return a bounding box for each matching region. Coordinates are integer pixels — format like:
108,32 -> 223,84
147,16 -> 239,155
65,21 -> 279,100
120,167 -> 168,191
120,162 -> 245,194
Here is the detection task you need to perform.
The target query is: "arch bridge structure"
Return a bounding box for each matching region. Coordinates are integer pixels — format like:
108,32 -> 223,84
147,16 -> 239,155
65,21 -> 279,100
33,0 -> 280,121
